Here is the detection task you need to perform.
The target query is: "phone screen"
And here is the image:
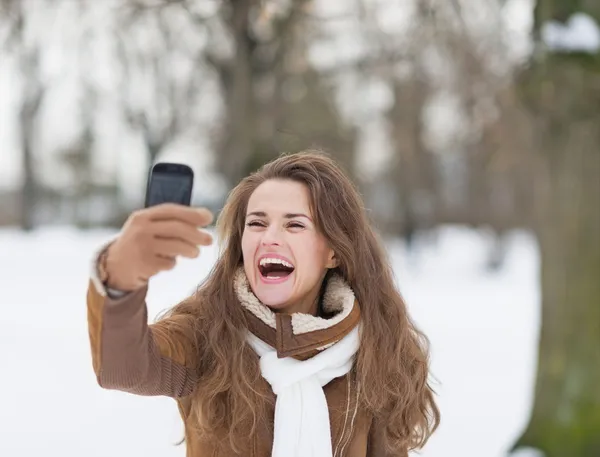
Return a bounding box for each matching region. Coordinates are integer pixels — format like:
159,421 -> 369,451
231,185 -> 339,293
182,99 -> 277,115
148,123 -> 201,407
145,170 -> 193,207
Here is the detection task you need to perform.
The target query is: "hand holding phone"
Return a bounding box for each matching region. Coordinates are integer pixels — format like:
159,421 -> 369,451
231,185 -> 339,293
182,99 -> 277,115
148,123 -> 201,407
102,162 -> 213,292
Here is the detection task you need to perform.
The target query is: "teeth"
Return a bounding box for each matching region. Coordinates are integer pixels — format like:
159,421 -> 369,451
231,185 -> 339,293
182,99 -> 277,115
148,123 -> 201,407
259,257 -> 294,268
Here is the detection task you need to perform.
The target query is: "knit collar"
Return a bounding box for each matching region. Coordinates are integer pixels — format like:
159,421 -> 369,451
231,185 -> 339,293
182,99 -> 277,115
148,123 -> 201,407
234,268 -> 361,360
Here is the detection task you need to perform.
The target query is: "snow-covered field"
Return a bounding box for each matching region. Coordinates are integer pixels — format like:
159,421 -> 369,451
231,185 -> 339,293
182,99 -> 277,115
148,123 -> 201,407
0,226 -> 540,457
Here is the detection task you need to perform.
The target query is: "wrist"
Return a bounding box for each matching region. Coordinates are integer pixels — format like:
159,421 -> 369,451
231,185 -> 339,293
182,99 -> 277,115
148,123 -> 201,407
98,245 -> 132,292
104,248 -> 147,292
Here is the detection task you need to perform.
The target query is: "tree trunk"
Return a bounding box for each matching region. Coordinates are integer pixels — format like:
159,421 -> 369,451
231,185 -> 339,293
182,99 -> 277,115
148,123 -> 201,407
215,0 -> 256,186
19,63 -> 43,232
515,120 -> 600,457
20,128 -> 36,231
513,3 -> 600,454
389,76 -> 435,237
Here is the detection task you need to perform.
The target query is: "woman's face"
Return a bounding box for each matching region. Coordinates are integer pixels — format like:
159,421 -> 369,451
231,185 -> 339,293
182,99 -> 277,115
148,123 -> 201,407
241,179 -> 336,315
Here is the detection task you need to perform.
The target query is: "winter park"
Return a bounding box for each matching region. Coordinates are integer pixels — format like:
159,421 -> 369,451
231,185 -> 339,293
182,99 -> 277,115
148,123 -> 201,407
0,1 -> 598,457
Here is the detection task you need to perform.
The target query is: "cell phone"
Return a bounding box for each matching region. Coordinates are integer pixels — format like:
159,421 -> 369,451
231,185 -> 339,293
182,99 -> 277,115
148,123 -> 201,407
144,162 -> 194,208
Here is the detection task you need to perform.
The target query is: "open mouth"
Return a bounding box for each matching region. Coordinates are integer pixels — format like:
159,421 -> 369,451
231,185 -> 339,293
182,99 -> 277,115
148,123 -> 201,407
258,257 -> 295,280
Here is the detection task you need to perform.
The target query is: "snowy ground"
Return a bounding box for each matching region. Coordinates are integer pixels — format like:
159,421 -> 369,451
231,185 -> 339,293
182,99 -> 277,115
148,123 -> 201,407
0,226 -> 540,457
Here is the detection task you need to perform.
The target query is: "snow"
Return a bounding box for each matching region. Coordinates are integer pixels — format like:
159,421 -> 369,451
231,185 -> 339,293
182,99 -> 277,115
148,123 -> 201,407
542,13 -> 600,53
0,225 -> 541,457
511,448 -> 545,457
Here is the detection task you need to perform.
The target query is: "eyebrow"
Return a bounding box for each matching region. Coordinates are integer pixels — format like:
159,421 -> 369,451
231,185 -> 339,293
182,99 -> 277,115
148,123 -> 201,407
246,211 -> 312,221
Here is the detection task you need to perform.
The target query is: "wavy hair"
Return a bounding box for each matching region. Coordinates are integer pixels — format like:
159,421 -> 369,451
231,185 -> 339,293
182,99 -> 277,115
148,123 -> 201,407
162,150 -> 440,453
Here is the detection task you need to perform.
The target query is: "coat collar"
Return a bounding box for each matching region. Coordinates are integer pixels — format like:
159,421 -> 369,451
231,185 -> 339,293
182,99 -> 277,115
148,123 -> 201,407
234,268 -> 361,360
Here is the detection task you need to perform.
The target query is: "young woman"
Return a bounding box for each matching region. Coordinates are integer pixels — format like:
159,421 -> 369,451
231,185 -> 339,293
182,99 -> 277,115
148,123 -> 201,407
87,151 -> 440,457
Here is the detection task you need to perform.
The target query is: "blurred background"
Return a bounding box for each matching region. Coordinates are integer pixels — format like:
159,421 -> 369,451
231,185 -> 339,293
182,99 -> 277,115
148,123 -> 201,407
0,0 -> 598,456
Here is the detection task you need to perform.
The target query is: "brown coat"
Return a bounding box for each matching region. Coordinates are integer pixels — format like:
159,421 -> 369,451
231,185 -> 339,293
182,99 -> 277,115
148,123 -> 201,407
86,279 -> 406,456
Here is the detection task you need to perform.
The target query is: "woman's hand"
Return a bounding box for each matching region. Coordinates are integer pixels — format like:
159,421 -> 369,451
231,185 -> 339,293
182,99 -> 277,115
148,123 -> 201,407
104,204 -> 213,291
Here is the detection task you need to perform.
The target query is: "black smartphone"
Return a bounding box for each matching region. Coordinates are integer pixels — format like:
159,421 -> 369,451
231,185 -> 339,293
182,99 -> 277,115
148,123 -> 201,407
144,162 -> 194,208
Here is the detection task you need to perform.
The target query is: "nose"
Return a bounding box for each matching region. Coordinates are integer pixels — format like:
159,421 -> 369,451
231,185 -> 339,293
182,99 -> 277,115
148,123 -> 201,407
261,224 -> 283,247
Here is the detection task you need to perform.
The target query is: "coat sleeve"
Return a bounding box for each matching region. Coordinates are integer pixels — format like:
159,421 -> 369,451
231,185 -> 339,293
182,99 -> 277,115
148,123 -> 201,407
86,276 -> 199,398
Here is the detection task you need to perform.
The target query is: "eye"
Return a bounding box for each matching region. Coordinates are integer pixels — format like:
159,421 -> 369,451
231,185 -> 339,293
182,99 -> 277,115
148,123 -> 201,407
287,222 -> 305,229
246,220 -> 266,227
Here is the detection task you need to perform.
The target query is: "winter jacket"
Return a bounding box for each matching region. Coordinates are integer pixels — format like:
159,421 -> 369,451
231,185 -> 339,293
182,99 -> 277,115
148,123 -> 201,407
86,265 -> 406,457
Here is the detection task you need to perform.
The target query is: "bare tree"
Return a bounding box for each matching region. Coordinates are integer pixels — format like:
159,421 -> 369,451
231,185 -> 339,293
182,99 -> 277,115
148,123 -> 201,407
203,0 -> 306,183
177,0 -> 355,185
0,0 -> 47,230
115,0 -> 210,164
112,1 -> 358,188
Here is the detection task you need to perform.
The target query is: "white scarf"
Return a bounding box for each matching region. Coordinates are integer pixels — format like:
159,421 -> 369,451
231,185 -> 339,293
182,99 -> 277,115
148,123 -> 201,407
247,325 -> 361,457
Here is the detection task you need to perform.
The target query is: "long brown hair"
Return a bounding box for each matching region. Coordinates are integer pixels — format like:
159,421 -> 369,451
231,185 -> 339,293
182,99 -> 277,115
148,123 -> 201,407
162,150 -> 440,452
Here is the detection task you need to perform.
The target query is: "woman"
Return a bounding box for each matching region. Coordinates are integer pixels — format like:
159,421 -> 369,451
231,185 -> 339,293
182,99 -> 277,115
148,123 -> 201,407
87,151 -> 440,457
